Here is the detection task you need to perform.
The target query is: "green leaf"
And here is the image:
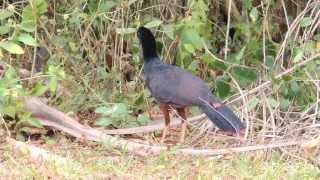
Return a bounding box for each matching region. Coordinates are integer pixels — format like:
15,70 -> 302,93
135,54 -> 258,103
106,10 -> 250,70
21,21 -> 36,32
290,81 -> 300,94
97,1 -> 118,12
95,117 -> 112,127
235,46 -> 246,62
31,83 -> 48,96
116,28 -> 136,34
293,49 -> 304,63
95,103 -> 130,117
27,118 -> 43,128
95,106 -> 112,115
144,19 -> 163,28
49,77 -> 58,93
216,78 -> 230,98
232,67 -> 257,87
137,114 -> 149,125
300,17 -> 312,27
112,103 -> 129,115
267,97 -> 279,108
0,41 -> 24,54
0,10 -> 14,20
247,97 -> 259,111
184,44 -> 195,53
202,53 -> 227,71
181,28 -> 203,50
0,25 -> 11,35
280,98 -> 291,110
134,93 -> 144,106
34,0 -> 48,15
249,7 -> 259,23
187,60 -> 199,72
17,33 -> 38,46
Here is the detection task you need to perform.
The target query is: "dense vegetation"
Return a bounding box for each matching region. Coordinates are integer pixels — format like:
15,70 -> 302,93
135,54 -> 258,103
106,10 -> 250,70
0,0 -> 319,178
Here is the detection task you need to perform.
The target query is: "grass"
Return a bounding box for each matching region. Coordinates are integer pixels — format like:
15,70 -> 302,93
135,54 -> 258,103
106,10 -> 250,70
1,139 -> 319,179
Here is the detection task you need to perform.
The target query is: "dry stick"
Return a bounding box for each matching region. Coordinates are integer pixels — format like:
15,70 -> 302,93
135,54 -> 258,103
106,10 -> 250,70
224,0 -> 232,60
23,97 -> 304,156
7,137 -> 73,165
104,114 -> 206,135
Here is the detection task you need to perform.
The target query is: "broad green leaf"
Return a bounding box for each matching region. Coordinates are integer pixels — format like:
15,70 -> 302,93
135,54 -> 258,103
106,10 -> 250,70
31,83 -> 48,96
280,98 -> 291,110
216,78 -> 230,98
22,6 -> 35,23
27,118 -> 43,128
0,49 -> 3,58
235,46 -> 246,62
249,7 -> 259,23
116,28 -> 136,34
3,106 -> 16,118
247,97 -> 259,111
95,117 -> 113,127
5,66 -> 18,80
181,28 -> 202,50
293,49 -> 304,63
34,0 -> 48,15
21,21 -> 36,32
232,67 -> 257,87
49,77 -> 58,93
0,41 -> 24,54
95,106 -> 112,115
0,10 -> 13,20
137,114 -> 149,125
290,81 -> 300,94
134,93 -> 144,106
0,25 -> 11,35
144,19 -> 163,28
97,1 -> 117,12
17,33 -> 38,46
112,103 -> 129,115
184,44 -> 195,53
265,55 -> 274,69
300,17 -> 312,27
202,53 -> 227,70
267,97 -> 279,108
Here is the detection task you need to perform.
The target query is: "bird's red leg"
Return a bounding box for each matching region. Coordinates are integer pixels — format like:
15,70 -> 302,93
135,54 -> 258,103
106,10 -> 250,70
159,104 -> 170,143
177,108 -> 187,143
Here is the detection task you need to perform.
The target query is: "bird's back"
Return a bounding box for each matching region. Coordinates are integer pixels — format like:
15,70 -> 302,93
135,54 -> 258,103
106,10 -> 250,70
144,59 -> 213,107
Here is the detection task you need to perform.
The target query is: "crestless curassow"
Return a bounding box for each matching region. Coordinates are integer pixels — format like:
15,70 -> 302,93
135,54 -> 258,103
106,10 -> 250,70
137,26 -> 245,143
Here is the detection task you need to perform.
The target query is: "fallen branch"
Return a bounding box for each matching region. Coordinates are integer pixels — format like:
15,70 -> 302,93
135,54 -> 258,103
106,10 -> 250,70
23,97 -> 304,156
178,140 -> 302,156
7,137 -> 74,165
104,114 -> 205,135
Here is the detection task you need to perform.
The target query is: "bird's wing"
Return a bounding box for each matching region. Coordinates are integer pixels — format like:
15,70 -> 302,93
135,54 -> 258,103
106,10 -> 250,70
146,64 -> 213,106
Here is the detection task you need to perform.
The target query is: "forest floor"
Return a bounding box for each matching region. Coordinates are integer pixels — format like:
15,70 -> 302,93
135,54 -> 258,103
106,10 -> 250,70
1,132 -> 320,179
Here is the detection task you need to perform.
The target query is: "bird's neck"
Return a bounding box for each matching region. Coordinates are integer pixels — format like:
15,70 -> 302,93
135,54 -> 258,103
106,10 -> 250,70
142,47 -> 158,60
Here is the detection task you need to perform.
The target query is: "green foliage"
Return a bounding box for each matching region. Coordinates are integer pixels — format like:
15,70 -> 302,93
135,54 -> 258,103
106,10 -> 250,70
1,0 -> 319,133
0,0 -> 47,55
95,103 -> 133,128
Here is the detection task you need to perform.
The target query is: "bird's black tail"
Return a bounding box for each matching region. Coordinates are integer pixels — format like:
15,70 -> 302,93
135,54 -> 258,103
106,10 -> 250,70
199,100 -> 245,134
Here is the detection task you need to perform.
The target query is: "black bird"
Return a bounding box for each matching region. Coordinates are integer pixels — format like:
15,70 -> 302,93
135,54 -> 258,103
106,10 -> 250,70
137,26 -> 245,143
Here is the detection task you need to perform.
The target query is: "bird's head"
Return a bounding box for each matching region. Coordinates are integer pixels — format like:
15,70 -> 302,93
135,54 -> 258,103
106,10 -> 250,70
137,26 -> 155,43
137,26 -> 157,59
